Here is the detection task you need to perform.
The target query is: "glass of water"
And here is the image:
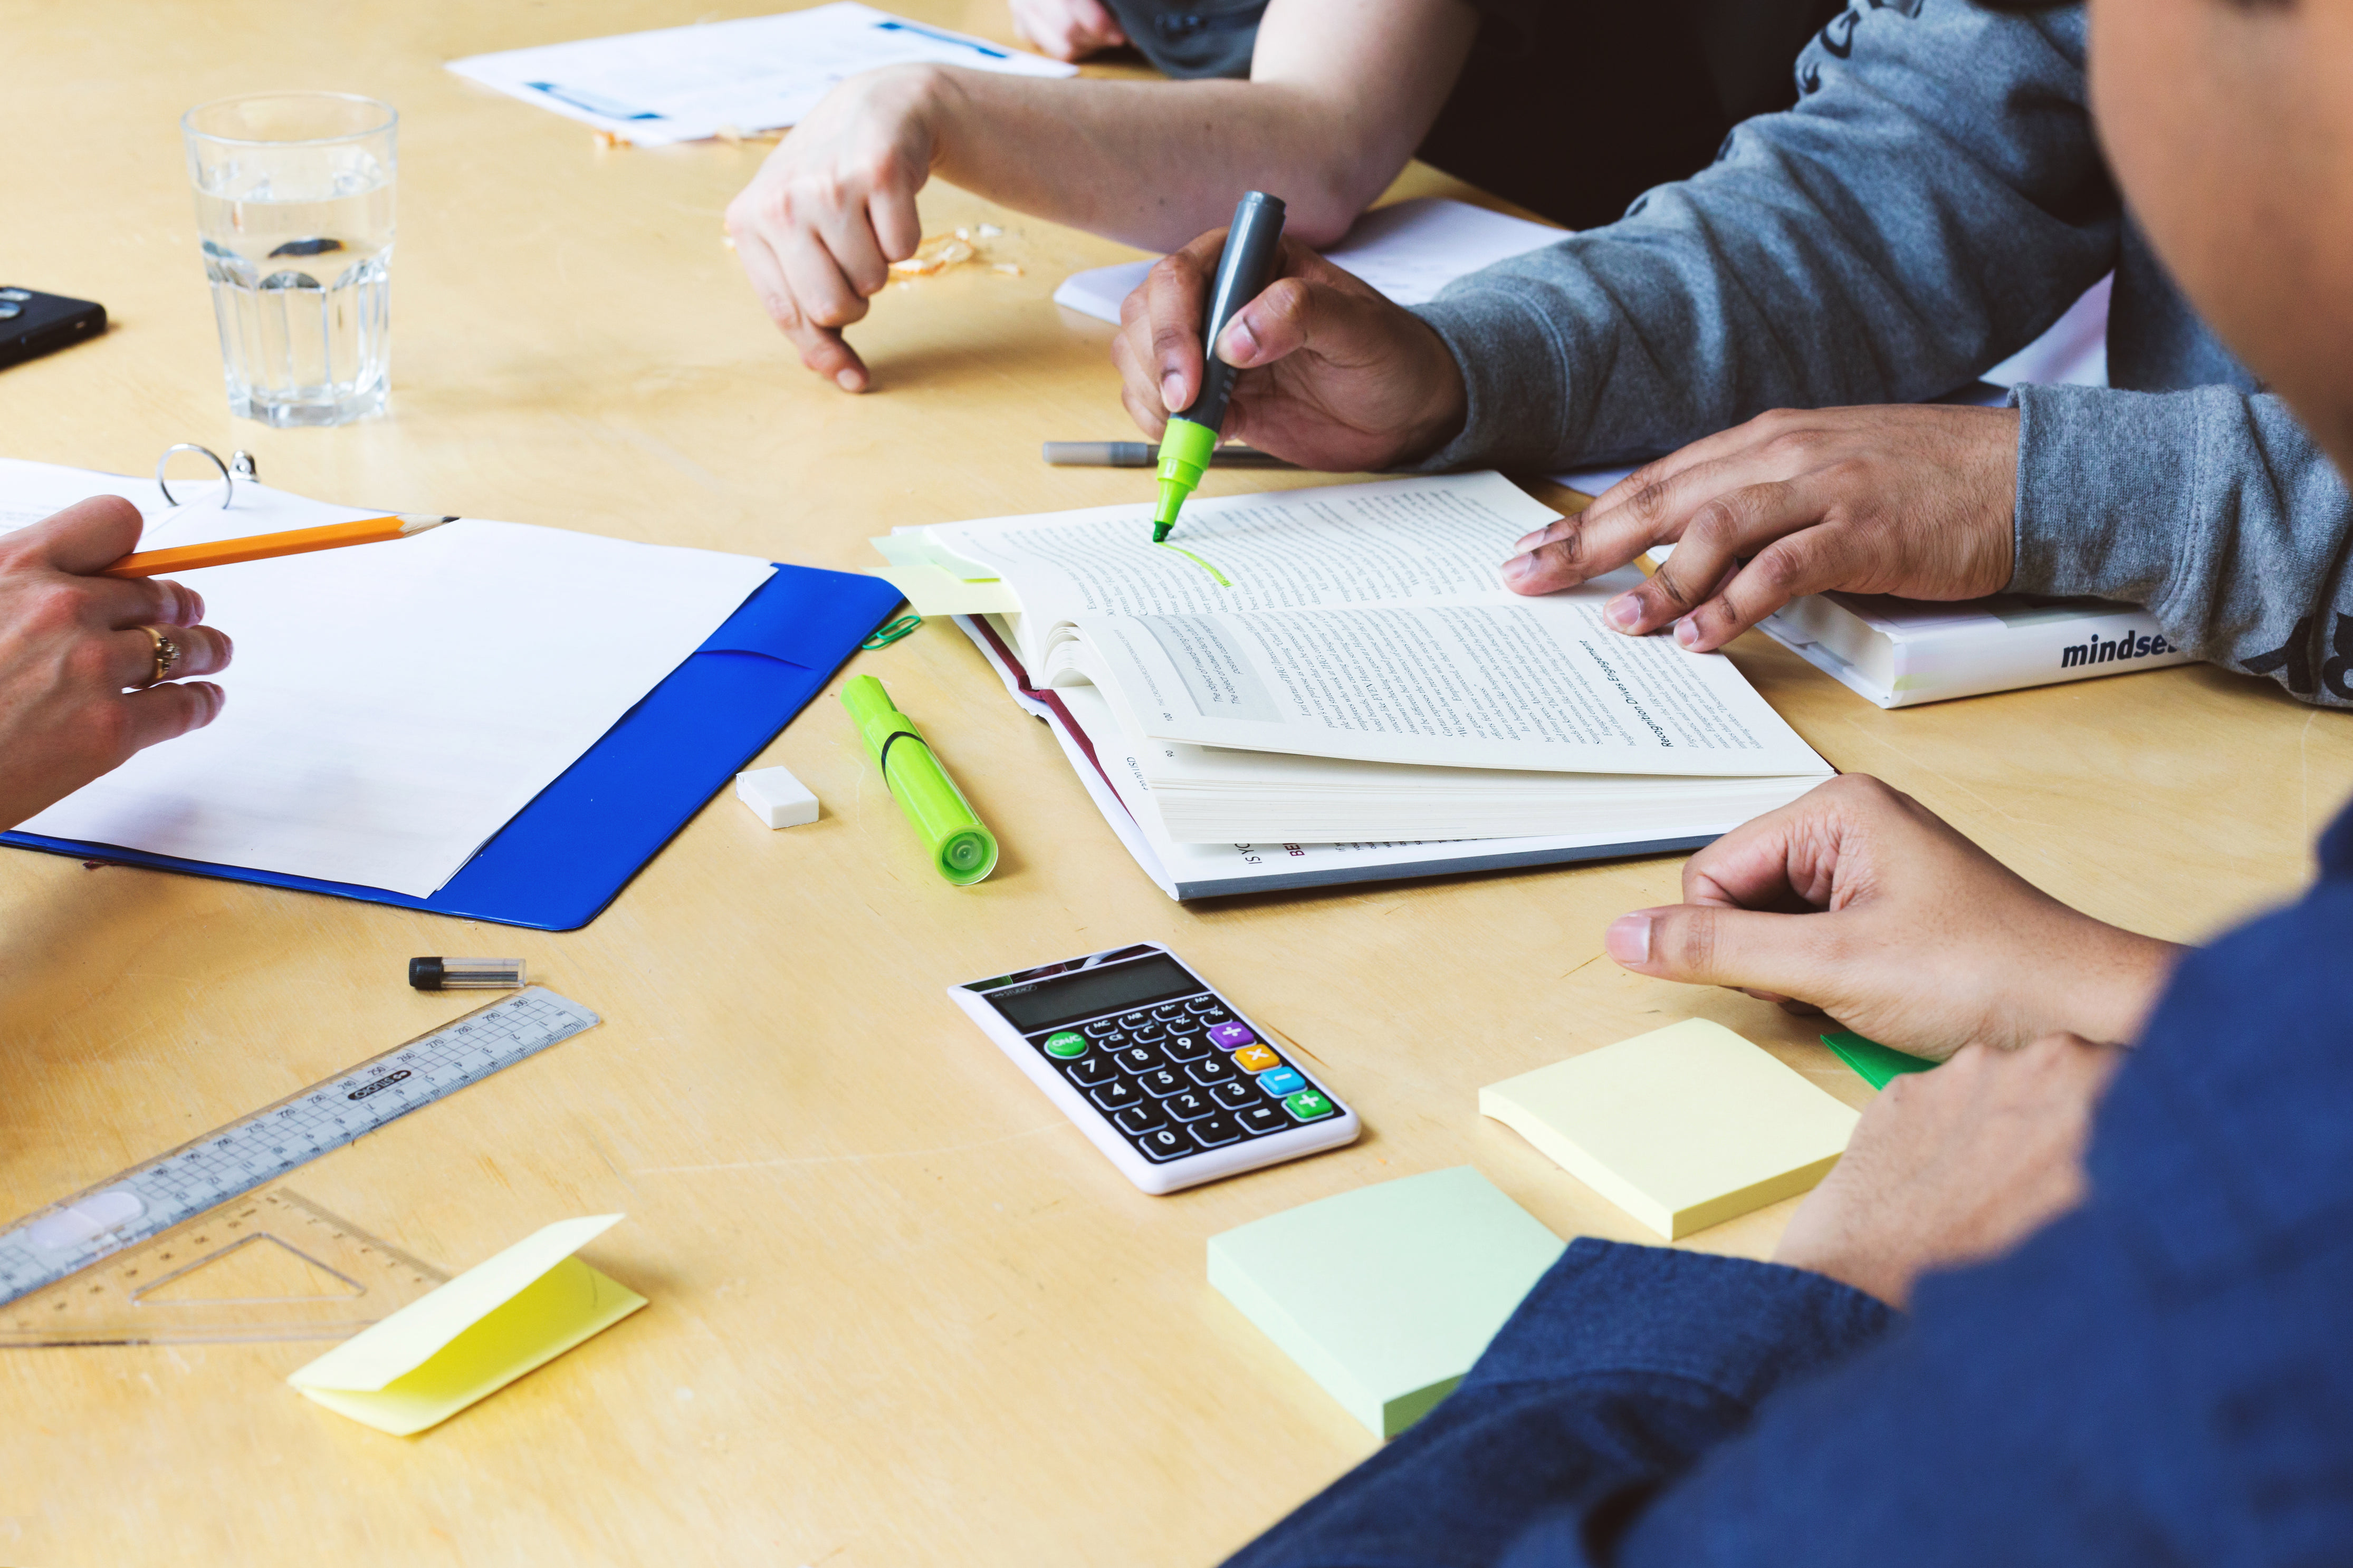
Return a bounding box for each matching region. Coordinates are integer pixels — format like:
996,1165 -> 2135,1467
181,92 -> 396,427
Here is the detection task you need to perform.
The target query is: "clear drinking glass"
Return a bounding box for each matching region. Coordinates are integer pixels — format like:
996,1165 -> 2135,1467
181,92 -> 396,427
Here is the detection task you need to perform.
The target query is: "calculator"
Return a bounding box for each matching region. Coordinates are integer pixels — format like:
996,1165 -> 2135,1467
949,942 -> 1360,1195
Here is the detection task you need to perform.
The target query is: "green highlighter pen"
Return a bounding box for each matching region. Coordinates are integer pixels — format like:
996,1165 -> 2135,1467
1153,190 -> 1288,542
839,675 -> 999,885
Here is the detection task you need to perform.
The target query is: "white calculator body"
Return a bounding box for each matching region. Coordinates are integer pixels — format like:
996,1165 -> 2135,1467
950,942 -> 1360,1195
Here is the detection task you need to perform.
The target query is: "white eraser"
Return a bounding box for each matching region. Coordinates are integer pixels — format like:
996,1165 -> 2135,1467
736,766 -> 820,829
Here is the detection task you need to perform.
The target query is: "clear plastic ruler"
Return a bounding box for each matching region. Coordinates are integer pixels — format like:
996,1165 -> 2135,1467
0,986 -> 599,1311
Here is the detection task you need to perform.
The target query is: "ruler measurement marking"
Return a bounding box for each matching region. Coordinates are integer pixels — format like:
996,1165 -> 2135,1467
0,990 -> 598,1307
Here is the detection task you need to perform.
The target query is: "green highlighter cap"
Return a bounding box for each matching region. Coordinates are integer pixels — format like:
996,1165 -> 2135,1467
839,675 -> 999,885
1820,1031 -> 1937,1091
1152,417 -> 1218,541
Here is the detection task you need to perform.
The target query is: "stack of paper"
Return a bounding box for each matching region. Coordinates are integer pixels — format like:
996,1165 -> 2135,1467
876,472 -> 1832,859
447,4 -> 1075,146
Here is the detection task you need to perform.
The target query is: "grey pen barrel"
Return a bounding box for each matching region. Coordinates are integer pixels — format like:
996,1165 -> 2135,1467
1041,441 -> 1296,468
1179,191 -> 1287,436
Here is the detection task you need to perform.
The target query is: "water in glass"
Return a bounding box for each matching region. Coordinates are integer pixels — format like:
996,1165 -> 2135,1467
185,95 -> 395,427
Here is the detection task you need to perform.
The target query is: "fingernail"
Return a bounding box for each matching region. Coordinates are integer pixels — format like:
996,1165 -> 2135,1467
1673,618 -> 1701,649
1161,370 -> 1185,409
1500,553 -> 1533,584
836,369 -> 863,392
1514,530 -> 1547,551
1604,593 -> 1642,630
1218,316 -> 1260,365
1605,913 -> 1653,965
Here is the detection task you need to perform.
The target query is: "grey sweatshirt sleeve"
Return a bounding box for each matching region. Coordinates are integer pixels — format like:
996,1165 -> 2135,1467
1408,1 -> 2117,472
1408,0 -> 2353,707
2013,384 -> 2353,706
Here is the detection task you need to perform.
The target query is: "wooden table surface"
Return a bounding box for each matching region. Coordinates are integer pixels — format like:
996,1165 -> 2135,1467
3,2 -> 2348,1562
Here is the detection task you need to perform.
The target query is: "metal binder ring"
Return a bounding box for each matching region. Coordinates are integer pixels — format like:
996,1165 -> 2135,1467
154,443 -> 234,509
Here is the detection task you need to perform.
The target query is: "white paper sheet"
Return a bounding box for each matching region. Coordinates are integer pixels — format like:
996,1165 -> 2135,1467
1052,197 -> 1568,325
447,3 -> 1075,146
20,484 -> 774,897
0,457 -> 170,531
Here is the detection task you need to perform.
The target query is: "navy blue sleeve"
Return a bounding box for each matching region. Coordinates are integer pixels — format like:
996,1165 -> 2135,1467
1225,1238 -> 1897,1567
1234,805 -> 2353,1567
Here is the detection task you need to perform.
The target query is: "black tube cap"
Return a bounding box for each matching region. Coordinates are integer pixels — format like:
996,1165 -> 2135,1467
408,957 -> 445,990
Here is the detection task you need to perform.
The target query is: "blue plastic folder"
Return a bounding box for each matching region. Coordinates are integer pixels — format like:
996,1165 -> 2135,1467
1,564 -> 903,931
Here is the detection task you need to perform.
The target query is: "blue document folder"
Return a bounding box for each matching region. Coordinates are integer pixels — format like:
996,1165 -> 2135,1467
2,563 -> 903,931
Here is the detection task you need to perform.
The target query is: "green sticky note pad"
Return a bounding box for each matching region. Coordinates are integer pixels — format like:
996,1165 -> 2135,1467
1821,1031 -> 1937,1090
1207,1167 -> 1565,1439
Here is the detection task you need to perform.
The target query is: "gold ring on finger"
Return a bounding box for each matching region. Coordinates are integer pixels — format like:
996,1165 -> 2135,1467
140,626 -> 181,687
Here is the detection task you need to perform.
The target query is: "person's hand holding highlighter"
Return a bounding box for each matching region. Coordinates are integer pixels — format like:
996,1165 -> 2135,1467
0,496 -> 233,830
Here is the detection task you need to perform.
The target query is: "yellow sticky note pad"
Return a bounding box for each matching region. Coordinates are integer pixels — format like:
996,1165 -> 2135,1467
288,1214 -> 645,1436
1480,1019 -> 1860,1239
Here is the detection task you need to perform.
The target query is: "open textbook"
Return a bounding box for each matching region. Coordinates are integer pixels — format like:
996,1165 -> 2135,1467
879,473 -> 1832,862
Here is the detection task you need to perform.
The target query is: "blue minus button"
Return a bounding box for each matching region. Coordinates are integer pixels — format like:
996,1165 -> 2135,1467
1256,1066 -> 1305,1096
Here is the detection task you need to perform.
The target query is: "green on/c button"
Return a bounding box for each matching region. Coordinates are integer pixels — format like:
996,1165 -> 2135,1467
1044,1031 -> 1089,1059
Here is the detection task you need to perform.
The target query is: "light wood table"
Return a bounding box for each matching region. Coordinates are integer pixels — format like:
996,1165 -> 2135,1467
2,3 -> 2347,1562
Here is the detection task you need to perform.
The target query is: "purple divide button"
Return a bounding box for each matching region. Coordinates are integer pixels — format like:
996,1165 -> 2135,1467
1209,1022 -> 1257,1049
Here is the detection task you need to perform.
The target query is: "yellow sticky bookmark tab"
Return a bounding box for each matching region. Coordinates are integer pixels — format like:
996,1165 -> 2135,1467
872,564 -> 1022,617
288,1214 -> 645,1436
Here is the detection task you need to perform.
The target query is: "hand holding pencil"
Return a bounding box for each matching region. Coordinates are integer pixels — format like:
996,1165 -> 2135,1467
0,497 -> 235,830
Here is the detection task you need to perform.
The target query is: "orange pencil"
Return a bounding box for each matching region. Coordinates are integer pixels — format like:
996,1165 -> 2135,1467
100,514 -> 454,579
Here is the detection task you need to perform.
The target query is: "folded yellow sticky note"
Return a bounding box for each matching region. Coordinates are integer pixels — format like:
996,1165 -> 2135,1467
1481,1019 -> 1860,1240
288,1214 -> 645,1436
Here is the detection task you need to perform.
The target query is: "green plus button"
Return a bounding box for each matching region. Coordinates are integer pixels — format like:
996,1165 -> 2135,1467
1043,1031 -> 1089,1059
1283,1089 -> 1334,1121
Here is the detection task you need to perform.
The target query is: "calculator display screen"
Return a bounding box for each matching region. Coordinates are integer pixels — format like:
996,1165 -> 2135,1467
983,954 -> 1201,1032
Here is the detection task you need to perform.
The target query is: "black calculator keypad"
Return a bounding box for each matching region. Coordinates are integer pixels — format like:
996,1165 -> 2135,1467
1161,1031 -> 1210,1062
1065,1055 -> 1118,1088
1164,1089 -> 1216,1122
1192,1114 -> 1242,1148
1114,1102 -> 1166,1135
1187,1055 -> 1237,1087
1090,1079 -> 1143,1113
1021,984 -> 1346,1166
1136,1126 -> 1191,1162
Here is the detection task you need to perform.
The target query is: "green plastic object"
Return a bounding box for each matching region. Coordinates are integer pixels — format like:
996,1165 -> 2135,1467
1152,417 -> 1218,540
838,675 -> 999,886
1207,1167 -> 1565,1438
1821,1031 -> 1937,1090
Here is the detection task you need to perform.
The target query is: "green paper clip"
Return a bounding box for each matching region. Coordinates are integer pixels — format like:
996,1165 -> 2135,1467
860,613 -> 922,651
1821,1031 -> 1938,1091
839,675 -> 998,885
